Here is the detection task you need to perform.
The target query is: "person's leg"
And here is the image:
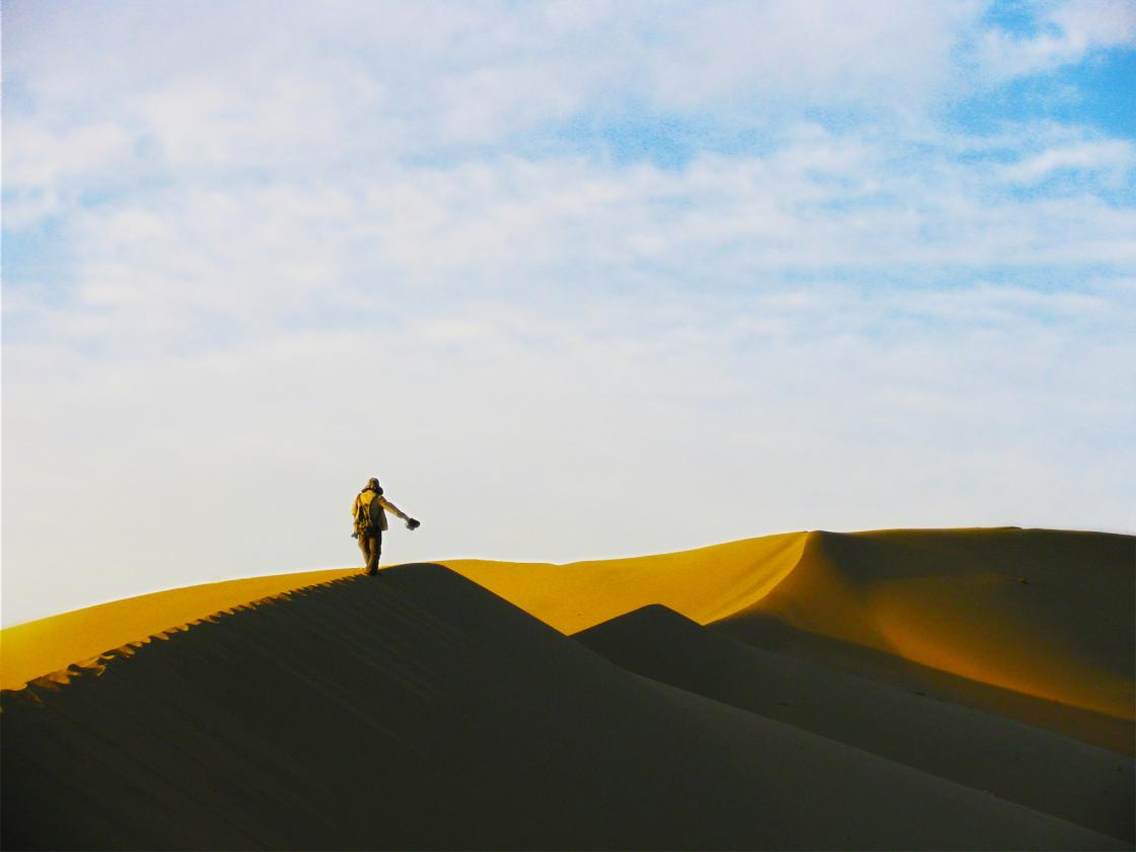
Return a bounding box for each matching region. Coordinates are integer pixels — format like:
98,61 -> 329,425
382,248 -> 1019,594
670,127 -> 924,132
366,530 -> 382,574
374,531 -> 388,577
357,534 -> 371,568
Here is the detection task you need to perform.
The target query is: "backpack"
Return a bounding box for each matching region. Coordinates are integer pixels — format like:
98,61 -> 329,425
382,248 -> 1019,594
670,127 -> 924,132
354,489 -> 384,535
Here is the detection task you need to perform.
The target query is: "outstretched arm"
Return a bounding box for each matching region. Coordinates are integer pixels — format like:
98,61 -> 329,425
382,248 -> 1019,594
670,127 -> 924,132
379,497 -> 420,530
379,496 -> 408,520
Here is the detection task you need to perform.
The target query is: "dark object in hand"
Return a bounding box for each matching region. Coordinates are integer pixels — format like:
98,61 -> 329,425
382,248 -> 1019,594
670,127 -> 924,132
406,518 -> 421,531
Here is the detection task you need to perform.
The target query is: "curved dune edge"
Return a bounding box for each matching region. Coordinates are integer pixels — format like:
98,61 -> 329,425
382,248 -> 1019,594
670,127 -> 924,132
0,567 -> 359,691
723,528 -> 1135,721
3,527 -> 1132,724
1,531 -> 809,692
441,531 -> 810,634
444,527 -> 1135,722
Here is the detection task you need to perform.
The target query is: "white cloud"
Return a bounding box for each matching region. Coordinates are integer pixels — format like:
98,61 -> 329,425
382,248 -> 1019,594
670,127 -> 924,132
1050,0 -> 1136,51
7,125 -> 1133,361
4,120 -> 133,187
1000,139 -> 1135,184
644,0 -> 981,108
976,0 -> 1136,80
2,0 -> 986,227
2,119 -> 136,225
3,0 -> 1135,625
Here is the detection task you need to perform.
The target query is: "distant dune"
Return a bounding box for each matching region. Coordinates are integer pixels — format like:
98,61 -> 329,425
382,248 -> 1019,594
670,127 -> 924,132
445,527 -> 1135,752
2,528 -> 1133,849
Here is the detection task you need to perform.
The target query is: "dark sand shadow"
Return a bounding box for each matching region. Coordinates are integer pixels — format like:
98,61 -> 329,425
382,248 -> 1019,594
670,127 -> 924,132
2,565 -> 1125,850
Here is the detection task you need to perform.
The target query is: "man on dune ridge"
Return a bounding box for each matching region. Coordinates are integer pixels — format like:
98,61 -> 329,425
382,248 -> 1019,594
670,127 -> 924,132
352,477 -> 420,575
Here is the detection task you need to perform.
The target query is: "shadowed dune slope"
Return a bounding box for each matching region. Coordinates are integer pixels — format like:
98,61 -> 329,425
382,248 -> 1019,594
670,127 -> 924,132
719,528 -> 1135,721
2,567 -> 1123,851
576,604 -> 1135,842
711,605 -> 1136,755
0,567 -> 358,690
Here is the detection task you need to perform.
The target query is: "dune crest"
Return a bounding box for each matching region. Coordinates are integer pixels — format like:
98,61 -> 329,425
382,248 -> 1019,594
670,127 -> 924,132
441,530 -> 809,633
0,567 -> 357,691
723,528 -> 1135,720
3,531 -> 810,691
4,527 -> 1132,733
441,527 -> 1135,751
443,527 -> 1136,723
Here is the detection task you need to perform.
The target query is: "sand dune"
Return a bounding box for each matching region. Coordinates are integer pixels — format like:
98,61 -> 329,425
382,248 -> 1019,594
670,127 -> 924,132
3,527 -> 1133,848
443,528 -> 1135,745
2,566 -> 1125,850
712,599 -> 1136,754
577,603 -> 1134,841
0,567 -> 358,691
727,528 -> 1135,720
442,530 -> 809,633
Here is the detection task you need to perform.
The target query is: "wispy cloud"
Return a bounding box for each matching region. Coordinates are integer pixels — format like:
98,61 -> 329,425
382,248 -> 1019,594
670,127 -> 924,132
975,0 -> 1136,80
999,138 -> 1135,184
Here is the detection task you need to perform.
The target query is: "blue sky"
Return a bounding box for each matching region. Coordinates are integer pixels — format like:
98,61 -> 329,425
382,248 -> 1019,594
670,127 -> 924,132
3,0 -> 1134,625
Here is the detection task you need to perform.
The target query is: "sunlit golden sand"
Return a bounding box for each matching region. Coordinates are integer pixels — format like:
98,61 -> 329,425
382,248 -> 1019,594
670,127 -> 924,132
446,527 -> 1133,721
5,528 -> 1131,722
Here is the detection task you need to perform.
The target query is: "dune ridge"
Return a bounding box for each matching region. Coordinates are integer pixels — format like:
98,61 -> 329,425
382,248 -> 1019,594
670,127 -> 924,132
3,565 -> 1126,850
0,567 -> 357,691
5,527 -> 1133,742
441,529 -> 809,632
441,527 -> 1135,728
1,531 -> 809,691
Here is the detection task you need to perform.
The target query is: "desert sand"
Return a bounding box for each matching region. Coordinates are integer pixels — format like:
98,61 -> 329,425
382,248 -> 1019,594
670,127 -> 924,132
2,527 -> 1133,849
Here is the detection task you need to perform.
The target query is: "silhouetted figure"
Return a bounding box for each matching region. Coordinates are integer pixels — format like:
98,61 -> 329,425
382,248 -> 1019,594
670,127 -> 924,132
352,477 -> 420,575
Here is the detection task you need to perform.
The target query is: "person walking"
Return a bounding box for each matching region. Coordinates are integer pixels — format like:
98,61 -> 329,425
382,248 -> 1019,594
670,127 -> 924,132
352,477 -> 420,575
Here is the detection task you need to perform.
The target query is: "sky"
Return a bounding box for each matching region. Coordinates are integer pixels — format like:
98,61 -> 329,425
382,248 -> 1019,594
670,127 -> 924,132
2,0 -> 1134,626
